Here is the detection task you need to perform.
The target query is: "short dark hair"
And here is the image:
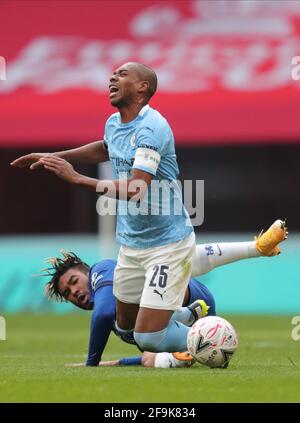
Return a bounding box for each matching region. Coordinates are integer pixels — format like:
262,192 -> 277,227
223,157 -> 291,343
128,62 -> 158,100
41,251 -> 89,303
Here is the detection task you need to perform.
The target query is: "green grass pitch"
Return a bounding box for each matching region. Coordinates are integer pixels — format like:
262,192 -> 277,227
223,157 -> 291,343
1,314 -> 300,402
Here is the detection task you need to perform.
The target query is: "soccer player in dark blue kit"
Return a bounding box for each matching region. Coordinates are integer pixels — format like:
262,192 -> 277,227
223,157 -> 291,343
44,250 -> 214,368
43,219 -> 287,368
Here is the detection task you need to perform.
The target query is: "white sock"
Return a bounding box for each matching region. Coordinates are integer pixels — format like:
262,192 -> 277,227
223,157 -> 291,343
191,241 -> 259,277
154,352 -> 176,368
154,352 -> 190,368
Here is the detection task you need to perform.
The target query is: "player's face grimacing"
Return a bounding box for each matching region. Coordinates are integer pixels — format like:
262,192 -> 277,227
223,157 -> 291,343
108,62 -> 142,107
58,267 -> 92,310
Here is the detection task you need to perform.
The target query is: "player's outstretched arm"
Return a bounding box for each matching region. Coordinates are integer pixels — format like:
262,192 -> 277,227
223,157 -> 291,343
86,285 -> 116,367
37,156 -> 153,199
65,352 -> 193,368
10,140 -> 109,170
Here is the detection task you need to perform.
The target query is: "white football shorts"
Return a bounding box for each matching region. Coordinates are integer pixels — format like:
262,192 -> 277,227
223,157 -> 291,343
113,232 -> 196,310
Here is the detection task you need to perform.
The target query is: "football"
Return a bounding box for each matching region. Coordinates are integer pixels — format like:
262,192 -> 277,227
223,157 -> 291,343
187,316 -> 238,368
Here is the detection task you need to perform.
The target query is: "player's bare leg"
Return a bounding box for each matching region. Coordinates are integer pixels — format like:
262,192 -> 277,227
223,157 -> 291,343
114,300 -> 140,345
115,300 -> 139,330
135,308 -> 174,333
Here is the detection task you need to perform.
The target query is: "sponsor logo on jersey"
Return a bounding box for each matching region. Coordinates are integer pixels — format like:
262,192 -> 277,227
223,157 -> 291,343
91,272 -> 103,290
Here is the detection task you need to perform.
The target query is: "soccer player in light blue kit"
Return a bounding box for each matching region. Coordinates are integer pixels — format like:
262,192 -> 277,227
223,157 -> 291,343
100,63 -> 196,354
11,63 -> 288,355
18,62 -> 197,354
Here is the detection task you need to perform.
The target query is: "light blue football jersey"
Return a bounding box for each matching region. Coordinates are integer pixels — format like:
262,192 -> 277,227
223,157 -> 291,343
103,105 -> 193,248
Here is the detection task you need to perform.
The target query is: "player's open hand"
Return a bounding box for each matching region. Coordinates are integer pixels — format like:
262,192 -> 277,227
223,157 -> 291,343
39,156 -> 80,184
10,153 -> 52,170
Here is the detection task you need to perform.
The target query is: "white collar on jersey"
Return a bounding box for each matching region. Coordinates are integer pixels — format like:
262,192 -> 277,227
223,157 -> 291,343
138,104 -> 150,117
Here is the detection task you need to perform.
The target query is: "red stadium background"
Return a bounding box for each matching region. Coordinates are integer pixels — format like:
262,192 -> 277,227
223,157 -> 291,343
0,0 -> 299,235
1,0 -> 300,146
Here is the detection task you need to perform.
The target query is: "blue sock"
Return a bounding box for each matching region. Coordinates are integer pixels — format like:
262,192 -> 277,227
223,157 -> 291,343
134,320 -> 190,352
119,357 -> 142,366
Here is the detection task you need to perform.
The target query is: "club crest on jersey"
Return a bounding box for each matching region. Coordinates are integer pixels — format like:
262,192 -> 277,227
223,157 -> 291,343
130,133 -> 136,147
91,272 -> 103,290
